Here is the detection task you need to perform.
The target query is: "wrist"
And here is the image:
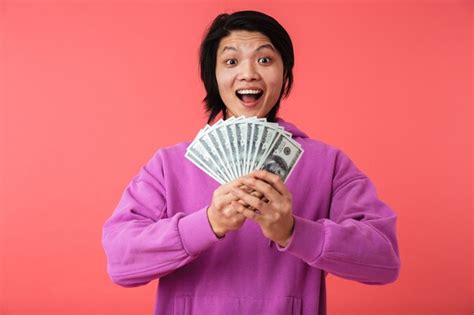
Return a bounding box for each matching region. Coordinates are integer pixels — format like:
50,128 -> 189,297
277,216 -> 295,247
206,207 -> 226,238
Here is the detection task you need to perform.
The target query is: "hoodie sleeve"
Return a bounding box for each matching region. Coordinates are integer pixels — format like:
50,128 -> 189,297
101,150 -> 221,288
277,150 -> 400,284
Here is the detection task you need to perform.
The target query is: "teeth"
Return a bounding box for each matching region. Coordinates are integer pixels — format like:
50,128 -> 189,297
237,89 -> 262,95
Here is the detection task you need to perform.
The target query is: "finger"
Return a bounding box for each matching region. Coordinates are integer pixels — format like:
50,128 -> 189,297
239,176 -> 281,202
234,175 -> 265,198
231,187 -> 270,214
218,178 -> 261,201
250,190 -> 264,199
220,177 -> 265,204
214,192 -> 240,209
237,198 -> 250,208
231,200 -> 263,223
216,180 -> 248,195
250,170 -> 288,197
222,204 -> 245,219
239,184 -> 254,193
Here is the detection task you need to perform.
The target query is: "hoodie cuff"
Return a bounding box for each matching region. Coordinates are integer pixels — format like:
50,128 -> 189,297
178,206 -> 221,257
276,215 -> 325,263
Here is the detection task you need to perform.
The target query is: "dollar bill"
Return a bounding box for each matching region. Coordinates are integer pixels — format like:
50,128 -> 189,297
256,133 -> 303,182
198,132 -> 233,182
185,150 -> 226,184
249,123 -> 264,173
186,116 -> 303,183
225,123 -> 239,177
251,124 -> 278,172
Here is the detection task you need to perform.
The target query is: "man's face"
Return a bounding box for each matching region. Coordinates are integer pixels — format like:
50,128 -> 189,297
215,31 -> 284,118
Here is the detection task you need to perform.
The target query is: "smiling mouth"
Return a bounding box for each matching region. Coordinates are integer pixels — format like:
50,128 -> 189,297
235,89 -> 264,103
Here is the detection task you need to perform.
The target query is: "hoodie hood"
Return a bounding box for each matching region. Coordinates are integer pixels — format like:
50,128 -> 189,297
276,117 -> 309,139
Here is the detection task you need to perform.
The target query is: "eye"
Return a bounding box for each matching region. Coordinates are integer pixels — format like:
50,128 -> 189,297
258,57 -> 272,64
225,59 -> 237,65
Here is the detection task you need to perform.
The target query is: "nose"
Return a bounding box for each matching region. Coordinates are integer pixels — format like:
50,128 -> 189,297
237,61 -> 260,81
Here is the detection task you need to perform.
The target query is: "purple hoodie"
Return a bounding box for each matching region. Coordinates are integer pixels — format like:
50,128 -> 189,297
102,118 -> 400,315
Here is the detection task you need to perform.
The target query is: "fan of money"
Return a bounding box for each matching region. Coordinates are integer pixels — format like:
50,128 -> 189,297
185,116 -> 304,184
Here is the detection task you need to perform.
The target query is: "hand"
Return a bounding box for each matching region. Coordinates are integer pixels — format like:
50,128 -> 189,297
207,178 -> 254,238
231,170 -> 295,247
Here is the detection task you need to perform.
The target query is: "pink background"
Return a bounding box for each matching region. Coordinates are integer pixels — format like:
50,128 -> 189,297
1,1 -> 472,314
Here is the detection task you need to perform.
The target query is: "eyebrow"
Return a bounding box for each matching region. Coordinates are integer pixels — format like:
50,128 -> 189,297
256,44 -> 275,52
220,43 -> 275,54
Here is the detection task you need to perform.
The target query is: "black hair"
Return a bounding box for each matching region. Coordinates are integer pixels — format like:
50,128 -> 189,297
199,10 -> 294,124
